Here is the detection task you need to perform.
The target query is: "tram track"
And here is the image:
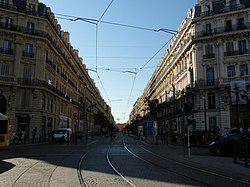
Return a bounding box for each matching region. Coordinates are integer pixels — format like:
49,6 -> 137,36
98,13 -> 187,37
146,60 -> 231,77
11,159 -> 41,187
123,140 -> 250,187
6,148 -> 87,187
78,138 -> 138,187
10,156 -> 66,187
106,144 -> 137,187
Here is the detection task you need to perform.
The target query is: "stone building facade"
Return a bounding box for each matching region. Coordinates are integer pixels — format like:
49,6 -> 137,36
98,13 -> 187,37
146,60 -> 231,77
0,0 -> 113,142
130,0 -> 250,137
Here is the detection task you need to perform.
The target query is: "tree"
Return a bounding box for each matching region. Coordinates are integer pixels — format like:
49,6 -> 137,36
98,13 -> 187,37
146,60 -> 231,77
94,112 -> 115,131
145,97 -> 158,120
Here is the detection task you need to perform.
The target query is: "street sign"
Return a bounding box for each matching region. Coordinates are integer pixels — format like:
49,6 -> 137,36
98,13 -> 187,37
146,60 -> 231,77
147,121 -> 154,137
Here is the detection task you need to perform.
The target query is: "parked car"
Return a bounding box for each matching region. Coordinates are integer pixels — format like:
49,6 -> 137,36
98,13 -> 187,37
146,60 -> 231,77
209,133 -> 250,156
186,130 -> 219,146
52,128 -> 72,143
226,127 -> 250,135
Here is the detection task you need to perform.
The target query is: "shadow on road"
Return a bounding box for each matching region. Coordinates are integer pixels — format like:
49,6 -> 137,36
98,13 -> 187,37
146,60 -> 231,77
0,160 -> 15,174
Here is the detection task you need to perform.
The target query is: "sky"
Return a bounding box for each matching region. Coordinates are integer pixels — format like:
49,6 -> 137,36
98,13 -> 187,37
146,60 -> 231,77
40,0 -> 197,123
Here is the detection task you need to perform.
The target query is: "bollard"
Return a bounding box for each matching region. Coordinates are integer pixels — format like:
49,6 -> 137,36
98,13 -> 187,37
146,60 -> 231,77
244,142 -> 248,167
233,141 -> 237,164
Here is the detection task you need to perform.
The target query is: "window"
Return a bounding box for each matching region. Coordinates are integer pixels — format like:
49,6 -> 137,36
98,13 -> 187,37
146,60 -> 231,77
208,93 -> 216,109
226,41 -> 234,52
227,65 -> 235,77
225,20 -> 232,32
229,0 -> 237,7
237,18 -> 245,30
23,66 -> 32,79
4,17 -> 12,29
1,63 -> 9,76
202,4 -> 210,14
21,90 -> 30,109
206,67 -> 214,86
204,44 -> 214,58
206,23 -> 212,33
205,44 -> 213,54
1,0 -> 9,8
2,40 -> 11,54
208,117 -> 217,131
29,4 -> 36,15
238,40 -> 247,54
240,64 -> 248,76
26,22 -> 34,34
23,43 -> 34,57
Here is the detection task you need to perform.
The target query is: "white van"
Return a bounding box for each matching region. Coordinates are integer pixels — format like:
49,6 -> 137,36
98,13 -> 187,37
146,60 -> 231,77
52,128 -> 72,142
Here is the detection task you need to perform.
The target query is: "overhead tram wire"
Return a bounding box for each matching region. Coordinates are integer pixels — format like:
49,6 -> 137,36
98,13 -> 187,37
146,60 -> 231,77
54,9 -> 178,122
98,0 -> 115,23
94,0 -> 115,106
137,36 -> 173,74
123,37 -> 173,116
96,72 -> 112,105
55,13 -> 177,35
125,72 -> 138,122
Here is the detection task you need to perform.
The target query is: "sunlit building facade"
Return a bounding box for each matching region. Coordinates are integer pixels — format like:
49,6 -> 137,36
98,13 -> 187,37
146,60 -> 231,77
130,0 -> 250,137
0,0 -> 113,141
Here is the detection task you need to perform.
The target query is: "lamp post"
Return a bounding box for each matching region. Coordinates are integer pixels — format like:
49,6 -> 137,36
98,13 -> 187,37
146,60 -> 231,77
201,96 -> 207,132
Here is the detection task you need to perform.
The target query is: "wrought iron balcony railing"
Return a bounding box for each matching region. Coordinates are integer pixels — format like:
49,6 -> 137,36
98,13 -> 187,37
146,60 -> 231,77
0,48 -> 13,55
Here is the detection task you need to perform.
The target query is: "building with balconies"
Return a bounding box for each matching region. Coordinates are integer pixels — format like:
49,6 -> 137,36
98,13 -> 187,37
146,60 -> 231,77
0,0 -> 112,142
129,0 -> 250,138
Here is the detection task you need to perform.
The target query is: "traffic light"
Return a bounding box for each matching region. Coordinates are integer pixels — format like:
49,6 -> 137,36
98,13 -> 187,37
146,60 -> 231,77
184,102 -> 193,116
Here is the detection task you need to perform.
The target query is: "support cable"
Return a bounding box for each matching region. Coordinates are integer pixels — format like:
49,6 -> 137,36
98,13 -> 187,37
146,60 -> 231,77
55,13 -> 177,34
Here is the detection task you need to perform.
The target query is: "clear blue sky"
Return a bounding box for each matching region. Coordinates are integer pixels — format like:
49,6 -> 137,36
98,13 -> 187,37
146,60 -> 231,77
41,0 -> 197,123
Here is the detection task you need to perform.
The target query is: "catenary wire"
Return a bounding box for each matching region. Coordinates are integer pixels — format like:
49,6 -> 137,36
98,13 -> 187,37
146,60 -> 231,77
52,11 -> 178,122
94,0 -> 115,106
55,13 -> 177,35
98,0 -> 115,22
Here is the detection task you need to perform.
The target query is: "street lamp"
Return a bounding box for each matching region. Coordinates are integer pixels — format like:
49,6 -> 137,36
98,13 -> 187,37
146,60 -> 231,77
201,96 -> 207,132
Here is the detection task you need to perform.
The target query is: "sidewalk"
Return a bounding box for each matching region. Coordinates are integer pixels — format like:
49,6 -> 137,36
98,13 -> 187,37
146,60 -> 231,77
140,138 -> 250,183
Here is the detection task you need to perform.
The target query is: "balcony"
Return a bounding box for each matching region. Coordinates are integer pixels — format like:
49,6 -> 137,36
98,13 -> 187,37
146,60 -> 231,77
199,29 -> 217,37
203,53 -> 215,59
237,23 -> 247,30
0,2 -> 9,9
0,48 -> 13,55
0,75 -> 14,83
224,26 -> 233,32
46,58 -> 57,70
0,6 -> 87,81
221,76 -> 250,84
26,9 -> 37,16
23,51 -> 34,58
224,49 -> 249,57
194,79 -> 219,88
196,22 -> 250,39
223,4 -> 245,13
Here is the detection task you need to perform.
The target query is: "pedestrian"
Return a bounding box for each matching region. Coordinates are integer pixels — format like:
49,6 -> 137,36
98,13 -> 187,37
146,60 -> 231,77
12,131 -> 16,145
23,130 -> 27,144
66,130 -> 71,144
162,129 -> 168,145
110,130 -> 114,142
32,127 -> 37,144
17,130 -> 23,144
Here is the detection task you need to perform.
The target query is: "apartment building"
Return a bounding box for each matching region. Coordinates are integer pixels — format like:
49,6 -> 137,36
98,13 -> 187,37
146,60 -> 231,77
130,0 -> 250,137
0,0 -> 112,141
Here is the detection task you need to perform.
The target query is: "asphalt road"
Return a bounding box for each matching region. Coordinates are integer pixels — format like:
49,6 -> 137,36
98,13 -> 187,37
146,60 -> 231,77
0,134 -> 249,187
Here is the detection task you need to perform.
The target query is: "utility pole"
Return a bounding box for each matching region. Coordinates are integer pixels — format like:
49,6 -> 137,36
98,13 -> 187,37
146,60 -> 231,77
201,96 -> 207,132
